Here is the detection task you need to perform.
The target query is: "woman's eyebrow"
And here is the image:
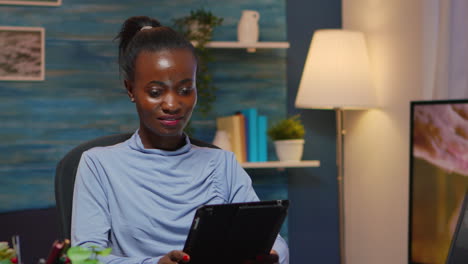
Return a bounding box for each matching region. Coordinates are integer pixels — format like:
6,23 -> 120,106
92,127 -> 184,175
146,79 -> 193,87
178,78 -> 194,85
147,80 -> 166,86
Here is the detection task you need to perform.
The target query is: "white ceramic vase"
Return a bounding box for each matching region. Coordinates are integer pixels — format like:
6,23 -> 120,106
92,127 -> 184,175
237,10 -> 260,43
274,139 -> 305,162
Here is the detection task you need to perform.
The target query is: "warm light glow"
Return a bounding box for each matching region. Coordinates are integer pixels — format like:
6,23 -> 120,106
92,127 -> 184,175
295,29 -> 377,109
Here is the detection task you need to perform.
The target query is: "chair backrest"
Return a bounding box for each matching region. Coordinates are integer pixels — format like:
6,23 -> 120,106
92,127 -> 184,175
54,132 -> 219,239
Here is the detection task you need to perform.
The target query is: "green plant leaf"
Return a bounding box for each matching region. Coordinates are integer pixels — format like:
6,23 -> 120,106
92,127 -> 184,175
0,242 -> 8,251
1,249 -> 15,260
96,248 -> 112,256
267,114 -> 305,140
0,244 -> 15,260
0,259 -> 12,264
83,259 -> 99,264
67,247 -> 92,263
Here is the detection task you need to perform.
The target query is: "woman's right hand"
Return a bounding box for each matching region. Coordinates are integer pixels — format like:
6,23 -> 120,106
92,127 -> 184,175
157,250 -> 190,264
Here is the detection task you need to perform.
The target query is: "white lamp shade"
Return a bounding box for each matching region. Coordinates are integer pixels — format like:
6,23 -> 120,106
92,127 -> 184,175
295,29 -> 376,109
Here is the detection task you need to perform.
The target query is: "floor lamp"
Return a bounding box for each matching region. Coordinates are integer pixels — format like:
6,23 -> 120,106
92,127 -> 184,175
294,29 -> 377,264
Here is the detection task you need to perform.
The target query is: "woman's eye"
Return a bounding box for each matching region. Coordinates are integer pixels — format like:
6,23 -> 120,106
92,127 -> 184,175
149,89 -> 162,97
179,87 -> 193,95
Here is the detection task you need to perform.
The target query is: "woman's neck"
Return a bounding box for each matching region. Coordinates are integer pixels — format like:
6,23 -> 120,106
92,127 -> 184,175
138,128 -> 186,151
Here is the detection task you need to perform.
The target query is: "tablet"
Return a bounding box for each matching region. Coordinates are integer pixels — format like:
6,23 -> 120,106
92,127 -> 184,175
183,200 -> 289,264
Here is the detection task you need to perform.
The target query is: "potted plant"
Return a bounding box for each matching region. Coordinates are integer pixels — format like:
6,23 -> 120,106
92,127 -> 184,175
267,115 -> 305,162
0,242 -> 16,264
173,9 -> 223,116
67,246 -> 112,264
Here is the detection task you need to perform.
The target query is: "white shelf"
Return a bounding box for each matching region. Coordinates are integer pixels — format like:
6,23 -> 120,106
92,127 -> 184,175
192,41 -> 290,52
241,160 -> 320,169
205,41 -> 289,48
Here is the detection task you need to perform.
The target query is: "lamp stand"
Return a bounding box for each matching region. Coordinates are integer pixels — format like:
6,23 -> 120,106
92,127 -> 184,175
335,108 -> 345,264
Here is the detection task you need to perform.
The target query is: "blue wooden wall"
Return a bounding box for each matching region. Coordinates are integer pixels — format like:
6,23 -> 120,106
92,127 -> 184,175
286,0 -> 341,262
0,0 -> 287,227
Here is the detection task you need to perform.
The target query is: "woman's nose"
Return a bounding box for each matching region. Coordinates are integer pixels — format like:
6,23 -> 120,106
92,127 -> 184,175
161,92 -> 181,113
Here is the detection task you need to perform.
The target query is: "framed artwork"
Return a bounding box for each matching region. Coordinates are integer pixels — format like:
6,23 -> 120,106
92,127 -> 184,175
0,26 -> 45,81
0,0 -> 61,6
409,100 -> 468,264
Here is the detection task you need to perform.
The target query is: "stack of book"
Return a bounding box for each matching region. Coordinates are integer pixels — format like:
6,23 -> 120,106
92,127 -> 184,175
216,108 -> 268,163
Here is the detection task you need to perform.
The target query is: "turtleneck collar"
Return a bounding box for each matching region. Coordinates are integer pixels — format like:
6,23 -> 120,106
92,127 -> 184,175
127,130 -> 192,156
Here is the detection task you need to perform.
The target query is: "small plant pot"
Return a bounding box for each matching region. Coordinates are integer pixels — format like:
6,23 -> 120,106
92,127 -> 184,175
274,139 -> 305,162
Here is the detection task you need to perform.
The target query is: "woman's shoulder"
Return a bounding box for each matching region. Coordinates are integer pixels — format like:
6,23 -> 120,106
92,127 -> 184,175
190,143 -> 238,165
81,140 -> 129,160
190,142 -> 229,155
189,137 -> 220,149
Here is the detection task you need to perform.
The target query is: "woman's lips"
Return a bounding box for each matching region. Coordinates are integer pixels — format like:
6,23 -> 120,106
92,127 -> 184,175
159,116 -> 182,126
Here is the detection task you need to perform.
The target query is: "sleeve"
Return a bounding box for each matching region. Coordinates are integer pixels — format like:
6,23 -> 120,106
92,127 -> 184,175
224,152 -> 260,203
71,152 -> 160,264
272,235 -> 290,264
224,152 -> 290,264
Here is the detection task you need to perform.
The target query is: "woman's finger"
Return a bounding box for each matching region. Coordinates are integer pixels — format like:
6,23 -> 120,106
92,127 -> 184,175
169,250 -> 190,263
158,250 -> 190,264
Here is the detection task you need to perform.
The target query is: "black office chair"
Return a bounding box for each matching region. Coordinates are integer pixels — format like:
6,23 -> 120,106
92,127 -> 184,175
54,132 -> 219,239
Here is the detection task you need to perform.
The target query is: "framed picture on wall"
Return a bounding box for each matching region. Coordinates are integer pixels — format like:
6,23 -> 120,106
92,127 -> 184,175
0,26 -> 45,81
409,99 -> 468,264
0,0 -> 61,6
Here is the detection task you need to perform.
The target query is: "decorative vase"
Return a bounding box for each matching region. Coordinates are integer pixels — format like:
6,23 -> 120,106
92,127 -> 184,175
274,139 -> 304,162
212,130 -> 232,151
237,10 -> 260,43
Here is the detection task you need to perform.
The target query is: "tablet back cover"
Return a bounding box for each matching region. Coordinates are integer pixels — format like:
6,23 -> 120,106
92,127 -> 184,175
183,200 -> 289,264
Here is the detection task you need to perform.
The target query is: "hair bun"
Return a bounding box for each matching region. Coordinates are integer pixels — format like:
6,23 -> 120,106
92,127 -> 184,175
116,16 -> 161,57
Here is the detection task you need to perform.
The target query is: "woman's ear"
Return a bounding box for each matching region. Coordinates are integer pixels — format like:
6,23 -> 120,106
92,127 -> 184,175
124,80 -> 135,102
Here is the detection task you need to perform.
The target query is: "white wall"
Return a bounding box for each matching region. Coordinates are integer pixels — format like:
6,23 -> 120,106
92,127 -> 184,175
342,1 -> 433,263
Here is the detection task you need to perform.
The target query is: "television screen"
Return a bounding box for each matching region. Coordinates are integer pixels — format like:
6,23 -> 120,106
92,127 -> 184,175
410,100 -> 468,263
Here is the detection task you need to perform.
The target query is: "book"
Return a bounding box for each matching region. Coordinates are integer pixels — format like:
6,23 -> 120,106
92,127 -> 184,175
236,112 -> 248,163
216,114 -> 246,163
257,115 -> 268,162
239,111 -> 249,162
241,108 -> 258,162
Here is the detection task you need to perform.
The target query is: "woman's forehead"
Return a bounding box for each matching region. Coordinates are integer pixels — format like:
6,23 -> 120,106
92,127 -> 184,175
136,49 -> 196,69
133,49 -> 197,81
137,48 -> 195,61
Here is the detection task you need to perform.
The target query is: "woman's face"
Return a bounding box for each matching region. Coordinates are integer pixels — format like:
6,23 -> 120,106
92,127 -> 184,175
126,48 -> 197,141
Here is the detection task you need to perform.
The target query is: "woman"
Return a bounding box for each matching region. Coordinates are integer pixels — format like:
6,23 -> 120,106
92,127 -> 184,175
71,16 -> 289,264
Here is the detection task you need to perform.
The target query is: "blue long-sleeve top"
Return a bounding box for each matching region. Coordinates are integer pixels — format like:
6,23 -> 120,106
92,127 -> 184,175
71,131 -> 289,264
